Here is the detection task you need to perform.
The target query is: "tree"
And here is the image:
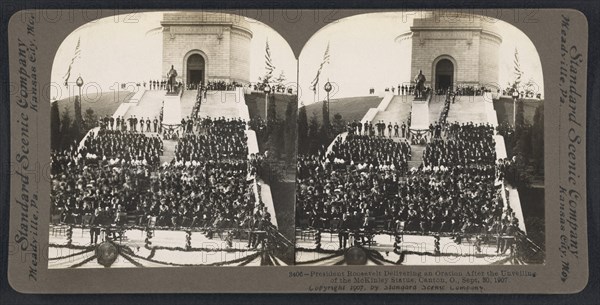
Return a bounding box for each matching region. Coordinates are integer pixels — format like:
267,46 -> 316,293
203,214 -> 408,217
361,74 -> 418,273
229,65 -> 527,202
50,101 -> 60,151
59,106 -> 73,149
83,107 -> 99,130
321,100 -> 330,140
284,99 -> 297,161
531,103 -> 544,174
297,103 -> 309,155
308,111 -> 321,155
512,99 -> 526,156
267,93 -> 277,124
524,78 -> 539,98
73,95 -> 83,136
331,113 -> 346,135
275,71 -> 287,92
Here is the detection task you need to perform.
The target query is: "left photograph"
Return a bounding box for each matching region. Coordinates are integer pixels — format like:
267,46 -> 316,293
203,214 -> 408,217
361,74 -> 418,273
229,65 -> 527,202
48,11 -> 297,268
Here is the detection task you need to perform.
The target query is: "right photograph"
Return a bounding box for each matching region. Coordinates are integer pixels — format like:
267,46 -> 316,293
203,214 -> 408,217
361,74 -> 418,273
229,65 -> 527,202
295,11 -> 545,266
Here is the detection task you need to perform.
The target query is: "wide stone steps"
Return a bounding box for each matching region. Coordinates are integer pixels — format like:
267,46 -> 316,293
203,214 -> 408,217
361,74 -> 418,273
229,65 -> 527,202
446,95 -> 488,124
372,95 -> 412,125
180,90 -> 198,119
197,90 -> 240,119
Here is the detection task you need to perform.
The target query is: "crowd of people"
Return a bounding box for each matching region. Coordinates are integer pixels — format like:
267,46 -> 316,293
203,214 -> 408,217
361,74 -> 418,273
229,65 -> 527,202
174,117 -> 249,162
78,129 -> 163,166
423,122 -> 496,167
296,158 -> 512,235
50,87 -> 278,246
296,113 -> 520,250
327,134 -> 411,173
147,79 -> 169,91
205,80 -> 242,91
51,157 -> 272,244
145,79 -> 243,92
346,120 -> 410,138
98,115 -> 161,134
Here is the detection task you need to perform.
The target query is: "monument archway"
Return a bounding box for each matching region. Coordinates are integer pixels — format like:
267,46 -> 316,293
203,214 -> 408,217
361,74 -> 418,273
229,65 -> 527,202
434,58 -> 454,91
185,53 -> 205,87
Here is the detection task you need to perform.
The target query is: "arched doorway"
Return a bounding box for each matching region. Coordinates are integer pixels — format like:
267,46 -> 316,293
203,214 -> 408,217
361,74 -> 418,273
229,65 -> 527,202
435,59 -> 454,91
186,54 -> 205,88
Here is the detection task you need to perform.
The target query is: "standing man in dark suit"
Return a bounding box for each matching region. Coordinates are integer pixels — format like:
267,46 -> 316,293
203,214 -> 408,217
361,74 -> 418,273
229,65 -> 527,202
338,213 -> 351,249
89,208 -> 103,245
401,122 -> 407,138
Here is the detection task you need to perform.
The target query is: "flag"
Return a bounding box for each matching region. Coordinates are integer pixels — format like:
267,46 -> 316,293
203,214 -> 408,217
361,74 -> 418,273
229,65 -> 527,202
265,39 -> 275,77
310,42 -> 330,92
63,37 -> 81,87
513,48 -> 523,85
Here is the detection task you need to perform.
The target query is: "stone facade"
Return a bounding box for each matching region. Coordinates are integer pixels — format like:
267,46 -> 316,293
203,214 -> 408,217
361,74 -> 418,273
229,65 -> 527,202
396,13 -> 502,90
161,12 -> 253,85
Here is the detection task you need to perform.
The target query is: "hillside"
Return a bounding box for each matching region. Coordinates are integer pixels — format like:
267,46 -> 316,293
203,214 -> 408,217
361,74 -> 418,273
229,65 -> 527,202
54,91 -> 134,119
303,96 -> 382,123
245,92 -> 297,120
494,97 -> 543,126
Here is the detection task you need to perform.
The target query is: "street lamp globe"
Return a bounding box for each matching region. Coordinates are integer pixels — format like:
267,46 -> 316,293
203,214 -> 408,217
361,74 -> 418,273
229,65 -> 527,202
324,81 -> 332,93
76,76 -> 84,88
263,84 -> 271,94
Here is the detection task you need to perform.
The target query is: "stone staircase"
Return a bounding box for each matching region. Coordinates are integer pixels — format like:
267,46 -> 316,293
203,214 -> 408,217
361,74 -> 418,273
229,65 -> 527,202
446,95 -> 488,124
372,95 -> 413,125
180,89 -> 198,119
197,90 -> 240,119
123,90 -> 164,120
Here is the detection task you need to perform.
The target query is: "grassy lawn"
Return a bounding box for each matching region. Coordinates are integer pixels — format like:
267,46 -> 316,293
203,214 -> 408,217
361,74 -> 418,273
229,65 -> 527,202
303,96 -> 382,123
54,91 -> 134,119
494,97 -> 543,126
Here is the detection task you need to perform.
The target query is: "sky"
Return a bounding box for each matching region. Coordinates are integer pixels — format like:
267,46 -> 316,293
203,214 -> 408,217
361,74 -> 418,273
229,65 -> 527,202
51,11 -> 544,105
50,11 -> 297,100
298,11 -> 544,104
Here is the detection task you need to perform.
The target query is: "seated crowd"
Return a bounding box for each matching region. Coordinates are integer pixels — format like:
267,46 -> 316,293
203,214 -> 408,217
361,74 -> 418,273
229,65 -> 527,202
79,129 -> 163,166
296,120 -> 517,245
51,108 -> 272,243
423,122 -> 496,167
175,117 -> 248,161
51,159 -> 271,238
327,134 -> 411,173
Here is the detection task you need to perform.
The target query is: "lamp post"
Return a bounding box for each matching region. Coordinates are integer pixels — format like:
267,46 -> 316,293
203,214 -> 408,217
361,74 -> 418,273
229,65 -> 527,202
75,75 -> 84,130
76,75 -> 84,97
263,83 -> 271,121
512,90 -> 519,127
324,81 -> 332,134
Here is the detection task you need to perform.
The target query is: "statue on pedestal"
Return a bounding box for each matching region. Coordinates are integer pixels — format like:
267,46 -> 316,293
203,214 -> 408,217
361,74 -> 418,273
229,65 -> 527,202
414,70 -> 426,99
167,65 -> 178,94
